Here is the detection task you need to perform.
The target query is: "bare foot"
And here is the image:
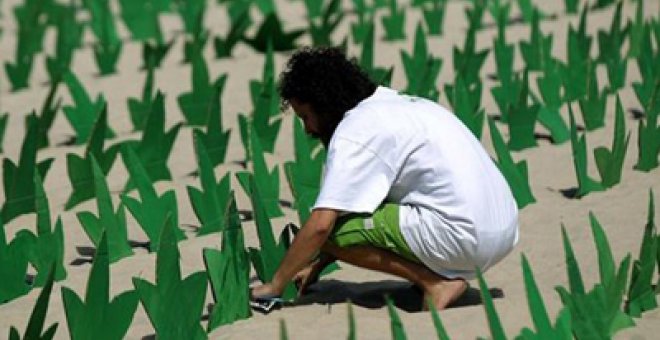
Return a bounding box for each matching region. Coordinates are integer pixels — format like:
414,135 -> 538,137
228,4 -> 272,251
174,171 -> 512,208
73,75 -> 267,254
422,278 -> 468,311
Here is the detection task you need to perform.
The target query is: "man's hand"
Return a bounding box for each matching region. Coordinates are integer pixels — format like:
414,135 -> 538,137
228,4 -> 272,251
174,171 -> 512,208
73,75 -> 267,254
251,282 -> 282,299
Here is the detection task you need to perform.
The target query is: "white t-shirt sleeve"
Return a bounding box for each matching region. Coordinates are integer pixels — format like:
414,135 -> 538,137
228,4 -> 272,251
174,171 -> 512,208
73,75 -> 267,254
313,137 -> 395,213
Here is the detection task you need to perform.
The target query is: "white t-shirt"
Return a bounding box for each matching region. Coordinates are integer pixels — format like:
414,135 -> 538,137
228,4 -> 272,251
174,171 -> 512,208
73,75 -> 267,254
313,87 -> 519,280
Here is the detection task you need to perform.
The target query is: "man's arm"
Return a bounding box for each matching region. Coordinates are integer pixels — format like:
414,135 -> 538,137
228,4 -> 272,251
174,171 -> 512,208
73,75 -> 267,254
253,208 -> 339,296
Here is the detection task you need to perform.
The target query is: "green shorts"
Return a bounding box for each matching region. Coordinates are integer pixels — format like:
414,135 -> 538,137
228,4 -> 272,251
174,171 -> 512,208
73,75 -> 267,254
329,204 -> 421,263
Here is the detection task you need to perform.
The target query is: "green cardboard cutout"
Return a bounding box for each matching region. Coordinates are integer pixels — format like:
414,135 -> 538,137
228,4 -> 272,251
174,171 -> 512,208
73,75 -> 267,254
578,63 -> 607,131
594,96 -> 630,189
127,64 -> 156,131
309,0 -> 344,47
18,172 -> 67,287
445,75 -> 484,139
555,214 -> 635,339
596,2 -> 625,65
626,190 -> 658,317
452,26 -> 488,87
359,22 -> 394,86
627,0 -> 646,59
284,118 -> 325,223
34,81 -> 62,150
422,0 -> 446,36
632,36 -> 660,171
132,214 -> 208,340
536,61 -> 570,144
240,173 -> 297,300
214,4 -> 251,58
194,85 -> 231,168
488,118 -> 536,209
187,133 -> 232,236
381,0 -> 406,41
123,91 -> 182,190
0,218 -> 32,304
65,105 -> 120,209
568,106 -> 604,197
177,53 -> 228,126
45,4 -> 83,83
491,23 -> 516,122
2,114 -> 54,223
506,70 -> 539,151
63,72 -> 114,144
386,297 -> 407,339
8,265 -> 59,340
0,114 -> 7,153
401,23 -> 442,101
88,0 -> 122,75
562,6 -> 591,102
519,10 -> 553,72
76,156 -> 134,263
203,194 -> 252,331
120,145 -> 185,252
237,124 -> 284,219
61,233 -> 139,340
244,13 -> 304,52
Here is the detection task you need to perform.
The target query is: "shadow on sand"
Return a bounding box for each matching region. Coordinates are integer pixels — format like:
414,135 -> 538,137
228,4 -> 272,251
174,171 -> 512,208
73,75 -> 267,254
291,279 -> 503,312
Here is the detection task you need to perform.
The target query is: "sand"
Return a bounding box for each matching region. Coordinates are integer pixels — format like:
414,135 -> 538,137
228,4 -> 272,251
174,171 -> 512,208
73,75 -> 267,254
0,0 -> 659,339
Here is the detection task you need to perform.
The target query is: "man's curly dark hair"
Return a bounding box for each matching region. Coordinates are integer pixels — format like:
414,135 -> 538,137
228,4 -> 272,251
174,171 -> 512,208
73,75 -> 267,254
278,47 -> 377,146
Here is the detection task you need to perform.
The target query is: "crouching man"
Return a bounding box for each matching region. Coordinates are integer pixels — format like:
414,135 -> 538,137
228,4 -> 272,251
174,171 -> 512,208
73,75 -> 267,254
251,47 -> 519,310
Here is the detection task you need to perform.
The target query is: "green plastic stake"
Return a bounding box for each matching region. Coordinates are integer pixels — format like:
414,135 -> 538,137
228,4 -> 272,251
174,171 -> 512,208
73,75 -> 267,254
597,1 -> 626,65
120,145 -> 185,252
594,96 -> 630,189
445,75 -> 484,139
5,1 -> 46,91
214,4 -> 251,58
45,5 -> 82,84
34,81 -> 62,150
359,22 -> 394,86
507,70 -> 539,151
194,86 -> 231,169
626,190 -> 658,317
18,172 -> 66,286
604,55 -> 627,94
0,113 -> 7,153
536,61 -> 569,144
65,105 -> 120,210
491,22 -> 516,122
0,218 -> 31,304
401,23 -> 442,101
175,0 -> 205,36
386,297 -> 407,339
254,0 -> 276,15
453,26 -> 489,88
488,0 -> 510,31
177,53 -> 228,126
347,302 -> 357,340
203,194 -> 252,331
87,0 -> 122,75
123,91 -> 182,190
132,214 -> 208,340
422,0 -> 446,36
590,212 -> 616,284
381,0 -> 405,41
488,118 -> 536,209
284,118 -> 325,223
309,0 -> 344,47
578,63 -> 607,131
350,1 -> 373,45
303,0 -> 324,19
63,71 -> 113,144
568,106 -> 604,197
127,64 -> 155,131
61,233 -> 139,340
237,124 -> 284,219
634,25 -> 660,90
240,173 -> 297,300
2,114 -> 54,223
76,156 -> 134,263
519,10 -> 553,72
518,255 -> 573,339
476,267 -> 506,340
8,266 -> 58,340
427,299 -> 450,340
187,132 -> 232,236
244,13 -> 305,52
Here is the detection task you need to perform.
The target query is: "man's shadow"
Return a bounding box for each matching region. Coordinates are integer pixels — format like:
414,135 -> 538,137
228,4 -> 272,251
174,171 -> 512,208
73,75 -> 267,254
291,279 -> 503,312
